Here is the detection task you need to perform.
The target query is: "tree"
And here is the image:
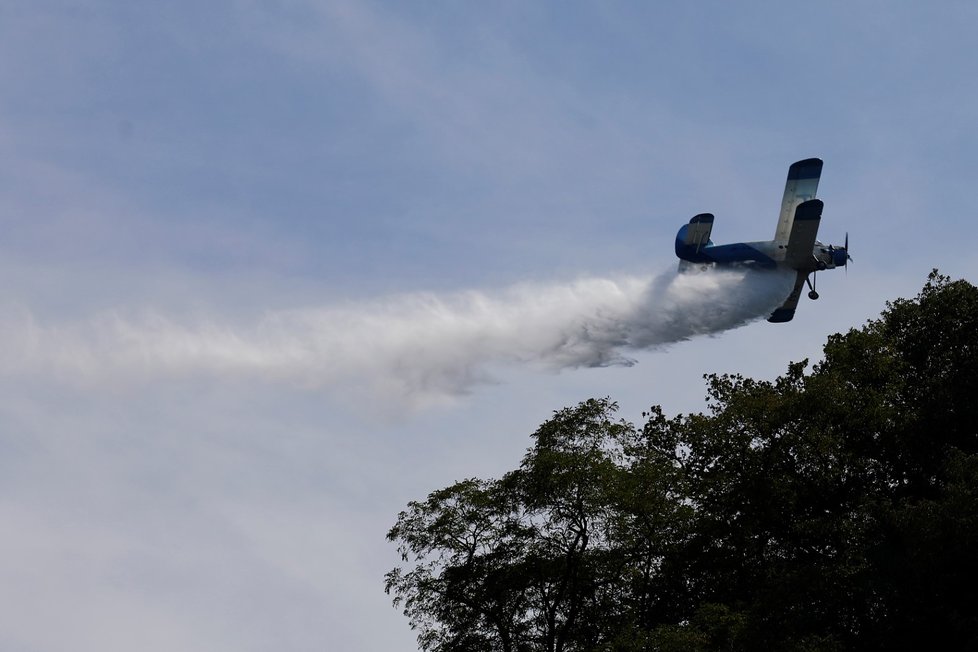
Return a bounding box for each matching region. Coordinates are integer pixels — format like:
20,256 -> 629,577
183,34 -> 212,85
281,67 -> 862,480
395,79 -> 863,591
386,398 -> 696,651
387,272 -> 978,651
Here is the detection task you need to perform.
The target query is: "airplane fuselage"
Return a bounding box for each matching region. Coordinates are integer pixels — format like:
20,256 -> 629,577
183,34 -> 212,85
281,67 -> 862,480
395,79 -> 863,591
675,234 -> 848,272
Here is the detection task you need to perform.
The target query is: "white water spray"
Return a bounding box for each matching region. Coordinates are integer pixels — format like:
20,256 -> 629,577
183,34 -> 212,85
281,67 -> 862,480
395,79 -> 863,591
1,267 -> 794,404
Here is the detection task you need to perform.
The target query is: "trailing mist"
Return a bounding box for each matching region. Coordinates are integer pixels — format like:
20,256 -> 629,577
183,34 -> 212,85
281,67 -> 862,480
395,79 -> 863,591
2,267 -> 794,405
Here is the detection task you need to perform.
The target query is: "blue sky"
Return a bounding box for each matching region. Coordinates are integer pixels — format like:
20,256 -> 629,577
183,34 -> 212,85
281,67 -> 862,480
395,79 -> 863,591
2,2 -> 977,650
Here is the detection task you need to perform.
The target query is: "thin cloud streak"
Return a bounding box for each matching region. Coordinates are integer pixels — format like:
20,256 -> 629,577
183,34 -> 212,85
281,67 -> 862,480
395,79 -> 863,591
1,267 -> 794,406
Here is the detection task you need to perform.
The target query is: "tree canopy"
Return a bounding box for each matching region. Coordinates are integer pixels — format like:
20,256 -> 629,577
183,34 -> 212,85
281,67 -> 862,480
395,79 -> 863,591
386,271 -> 978,651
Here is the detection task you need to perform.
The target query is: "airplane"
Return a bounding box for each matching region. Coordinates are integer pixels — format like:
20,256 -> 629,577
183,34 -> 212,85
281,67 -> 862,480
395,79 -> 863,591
674,158 -> 850,323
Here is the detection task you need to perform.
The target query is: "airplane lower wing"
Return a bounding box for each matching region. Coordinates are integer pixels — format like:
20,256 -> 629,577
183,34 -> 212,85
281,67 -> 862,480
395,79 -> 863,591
768,271 -> 808,323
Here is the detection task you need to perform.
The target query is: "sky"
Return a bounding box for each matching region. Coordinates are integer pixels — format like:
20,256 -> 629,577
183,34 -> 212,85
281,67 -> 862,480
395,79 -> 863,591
1,1 -> 977,650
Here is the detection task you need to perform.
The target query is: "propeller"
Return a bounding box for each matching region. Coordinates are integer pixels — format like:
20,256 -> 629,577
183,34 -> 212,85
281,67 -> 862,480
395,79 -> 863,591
844,232 -> 852,273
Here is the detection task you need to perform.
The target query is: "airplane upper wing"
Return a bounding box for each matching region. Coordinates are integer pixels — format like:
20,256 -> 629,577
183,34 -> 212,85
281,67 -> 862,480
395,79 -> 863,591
680,213 -> 714,251
774,158 -> 822,243
768,271 -> 808,323
784,199 -> 823,270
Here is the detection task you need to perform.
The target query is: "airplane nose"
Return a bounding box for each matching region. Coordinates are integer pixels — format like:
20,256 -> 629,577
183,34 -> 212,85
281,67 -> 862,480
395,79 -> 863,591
832,248 -> 848,267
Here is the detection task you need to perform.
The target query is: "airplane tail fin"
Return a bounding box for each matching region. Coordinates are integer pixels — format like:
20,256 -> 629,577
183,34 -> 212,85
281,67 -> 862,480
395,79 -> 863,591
675,213 -> 715,261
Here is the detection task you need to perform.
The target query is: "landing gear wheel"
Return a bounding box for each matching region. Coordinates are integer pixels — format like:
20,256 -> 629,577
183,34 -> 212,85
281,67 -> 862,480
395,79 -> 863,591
805,273 -> 819,301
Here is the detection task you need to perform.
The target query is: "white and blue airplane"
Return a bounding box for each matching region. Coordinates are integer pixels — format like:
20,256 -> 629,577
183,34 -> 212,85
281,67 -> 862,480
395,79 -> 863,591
675,158 -> 850,323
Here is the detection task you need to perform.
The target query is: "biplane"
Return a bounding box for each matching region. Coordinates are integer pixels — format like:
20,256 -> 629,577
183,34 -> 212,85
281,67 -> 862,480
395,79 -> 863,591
674,158 -> 849,322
